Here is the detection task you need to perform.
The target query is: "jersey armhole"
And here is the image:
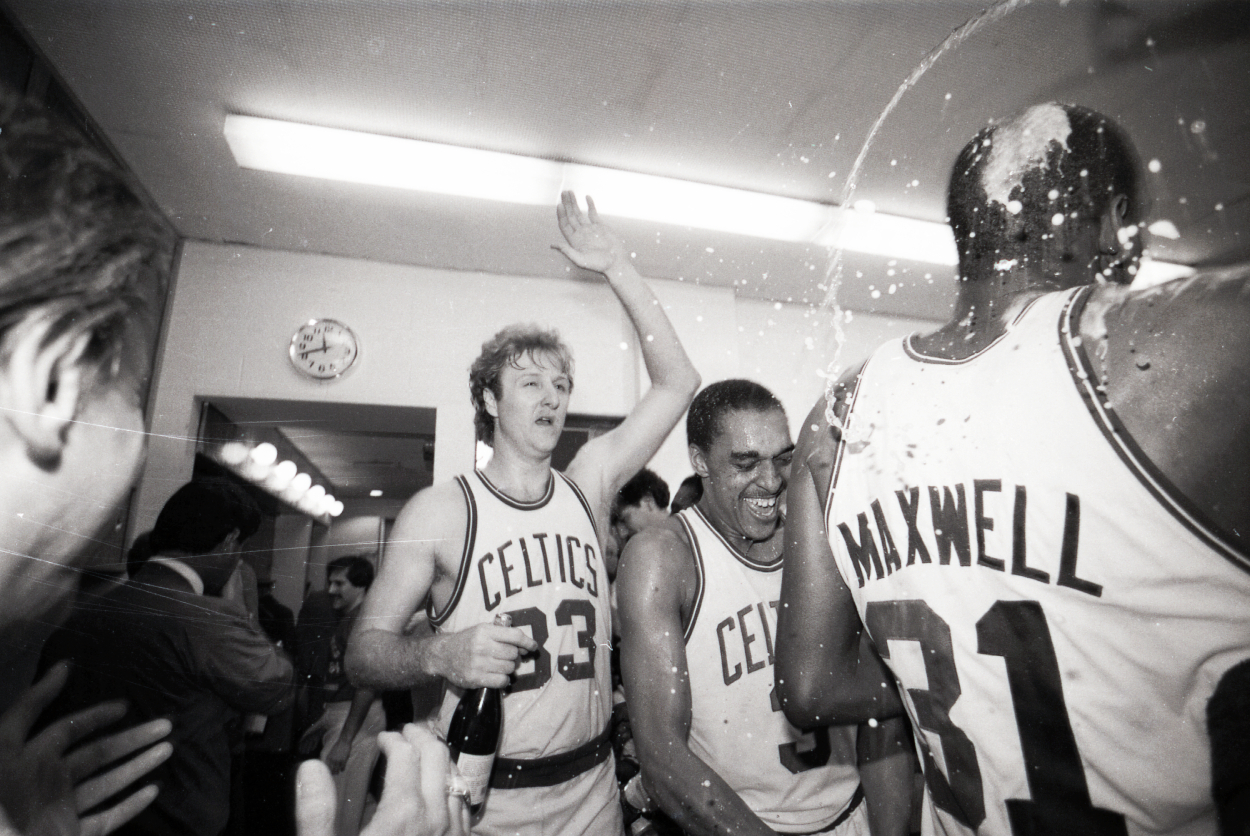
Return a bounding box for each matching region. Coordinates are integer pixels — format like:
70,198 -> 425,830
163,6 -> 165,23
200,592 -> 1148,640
674,512 -> 706,644
428,476 -> 478,627
558,470 -> 602,546
1061,286 -> 1250,574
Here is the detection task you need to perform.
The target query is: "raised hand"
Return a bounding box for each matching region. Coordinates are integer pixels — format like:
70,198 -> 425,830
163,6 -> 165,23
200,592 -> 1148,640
297,723 -> 471,836
0,662 -> 173,836
554,191 -> 629,275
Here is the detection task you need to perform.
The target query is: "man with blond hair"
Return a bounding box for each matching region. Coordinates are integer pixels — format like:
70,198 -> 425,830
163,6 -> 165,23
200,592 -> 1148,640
349,191 -> 700,836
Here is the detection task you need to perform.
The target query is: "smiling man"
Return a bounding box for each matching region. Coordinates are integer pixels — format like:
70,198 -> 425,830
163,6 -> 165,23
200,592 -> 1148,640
347,191 -> 700,836
615,379 -> 913,836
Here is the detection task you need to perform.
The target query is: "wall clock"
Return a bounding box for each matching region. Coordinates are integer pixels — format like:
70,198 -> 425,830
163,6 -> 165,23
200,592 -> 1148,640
289,318 -> 358,379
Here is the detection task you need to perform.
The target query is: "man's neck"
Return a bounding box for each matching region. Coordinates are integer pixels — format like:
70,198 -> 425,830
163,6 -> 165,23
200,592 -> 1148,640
696,501 -> 784,565
917,268 -> 1068,359
480,443 -> 554,502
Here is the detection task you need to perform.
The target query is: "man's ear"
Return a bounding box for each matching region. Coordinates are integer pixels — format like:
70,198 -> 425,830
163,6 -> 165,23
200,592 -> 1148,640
1099,194 -> 1132,254
689,444 -> 711,480
0,317 -> 94,470
483,388 -> 499,419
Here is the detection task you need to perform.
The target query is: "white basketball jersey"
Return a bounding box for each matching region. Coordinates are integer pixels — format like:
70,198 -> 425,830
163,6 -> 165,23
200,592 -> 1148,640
678,506 -> 862,833
434,470 -> 613,760
825,286 -> 1250,836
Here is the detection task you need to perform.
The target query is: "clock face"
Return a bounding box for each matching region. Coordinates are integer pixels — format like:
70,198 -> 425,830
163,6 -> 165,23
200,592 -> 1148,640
290,319 -> 358,379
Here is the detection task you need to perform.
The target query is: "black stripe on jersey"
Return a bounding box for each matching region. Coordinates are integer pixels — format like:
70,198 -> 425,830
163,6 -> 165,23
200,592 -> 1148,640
676,510 -> 706,644
473,469 -> 555,510
430,475 -> 479,627
557,471 -> 601,545
690,505 -> 783,573
902,293 -> 1047,364
1061,285 -> 1250,574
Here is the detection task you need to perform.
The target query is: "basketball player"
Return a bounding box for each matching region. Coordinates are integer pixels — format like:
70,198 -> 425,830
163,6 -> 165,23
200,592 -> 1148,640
346,191 -> 701,836
617,379 -> 914,836
777,103 -> 1250,835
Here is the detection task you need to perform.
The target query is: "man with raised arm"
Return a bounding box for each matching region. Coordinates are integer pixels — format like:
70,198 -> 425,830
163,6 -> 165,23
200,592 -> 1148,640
777,103 -> 1250,835
617,379 -> 914,836
347,191 -> 700,836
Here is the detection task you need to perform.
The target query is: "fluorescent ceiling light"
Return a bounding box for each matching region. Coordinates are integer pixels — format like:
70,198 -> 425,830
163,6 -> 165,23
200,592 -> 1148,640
223,115 -> 1192,277
224,114 -> 957,264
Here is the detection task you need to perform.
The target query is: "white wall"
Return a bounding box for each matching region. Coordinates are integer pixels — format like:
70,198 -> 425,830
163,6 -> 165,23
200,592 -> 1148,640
136,241 -> 935,537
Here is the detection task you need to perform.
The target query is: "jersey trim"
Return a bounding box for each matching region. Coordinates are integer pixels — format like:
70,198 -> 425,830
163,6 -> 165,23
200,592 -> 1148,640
689,505 -> 784,573
430,475 -> 479,627
473,469 -> 555,510
902,293 -> 1045,364
1060,285 -> 1250,574
675,511 -> 706,644
556,471 -> 600,545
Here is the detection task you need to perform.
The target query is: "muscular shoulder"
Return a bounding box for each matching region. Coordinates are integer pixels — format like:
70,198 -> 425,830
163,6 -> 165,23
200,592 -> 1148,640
1087,267 -> 1250,538
617,517 -> 697,609
391,479 -> 469,564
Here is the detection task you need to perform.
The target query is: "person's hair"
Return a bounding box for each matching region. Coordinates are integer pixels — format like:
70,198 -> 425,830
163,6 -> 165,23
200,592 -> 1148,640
686,379 -> 786,451
670,474 -> 703,514
468,324 -> 575,445
0,86 -> 174,372
326,555 -> 375,590
149,478 -> 264,556
614,468 -> 670,520
947,102 -> 1143,282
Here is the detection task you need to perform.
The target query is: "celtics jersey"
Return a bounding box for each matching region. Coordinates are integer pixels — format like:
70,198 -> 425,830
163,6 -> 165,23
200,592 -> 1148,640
678,506 -> 862,833
825,286 -> 1250,836
433,469 -> 613,760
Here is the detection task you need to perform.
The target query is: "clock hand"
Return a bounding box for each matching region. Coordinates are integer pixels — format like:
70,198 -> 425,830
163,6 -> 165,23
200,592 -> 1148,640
299,345 -> 330,357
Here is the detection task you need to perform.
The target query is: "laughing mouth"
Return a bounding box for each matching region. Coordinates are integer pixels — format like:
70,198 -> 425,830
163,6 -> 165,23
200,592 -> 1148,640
744,496 -> 778,515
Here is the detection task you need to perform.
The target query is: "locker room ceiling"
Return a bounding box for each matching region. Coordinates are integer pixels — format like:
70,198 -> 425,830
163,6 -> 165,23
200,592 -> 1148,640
3,0 -> 1248,321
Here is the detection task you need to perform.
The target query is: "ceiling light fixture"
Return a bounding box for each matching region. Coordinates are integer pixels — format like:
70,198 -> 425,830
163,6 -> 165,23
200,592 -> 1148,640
223,114 -> 1193,282
223,114 -> 958,265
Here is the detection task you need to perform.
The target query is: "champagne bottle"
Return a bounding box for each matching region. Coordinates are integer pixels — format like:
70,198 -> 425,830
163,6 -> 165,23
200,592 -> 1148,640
447,612 -> 509,815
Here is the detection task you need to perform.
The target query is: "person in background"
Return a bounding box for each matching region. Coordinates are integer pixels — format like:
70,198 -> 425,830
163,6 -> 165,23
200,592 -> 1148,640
669,475 -> 702,515
300,556 -> 383,836
618,379 -> 914,836
40,478 -> 295,836
611,469 -> 671,549
778,102 -> 1250,835
0,84 -> 177,835
347,191 -> 700,836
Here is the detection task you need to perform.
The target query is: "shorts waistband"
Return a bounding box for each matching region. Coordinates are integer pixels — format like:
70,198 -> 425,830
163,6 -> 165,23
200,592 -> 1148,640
490,724 -> 613,790
773,784 -> 864,836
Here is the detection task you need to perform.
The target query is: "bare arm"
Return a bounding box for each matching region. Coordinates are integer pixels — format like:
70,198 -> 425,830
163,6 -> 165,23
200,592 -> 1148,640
617,524 -> 773,836
775,398 -> 902,727
858,716 -> 917,836
556,192 -> 701,508
323,689 -> 376,774
346,484 -> 537,691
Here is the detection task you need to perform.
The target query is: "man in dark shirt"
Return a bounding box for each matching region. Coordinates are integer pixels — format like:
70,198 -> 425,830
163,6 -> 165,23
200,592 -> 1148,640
41,478 -> 295,836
